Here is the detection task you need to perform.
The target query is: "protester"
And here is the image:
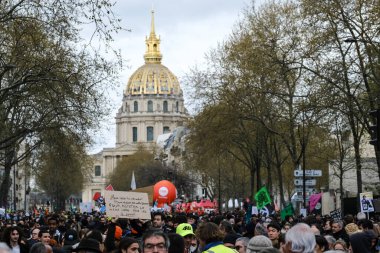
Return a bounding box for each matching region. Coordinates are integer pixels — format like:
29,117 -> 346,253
349,230 -> 377,253
282,223 -> 315,253
331,220 -> 350,246
315,235 -> 329,253
73,238 -> 102,253
266,222 -> 281,249
117,237 -> 140,253
141,230 -> 169,253
167,233 -> 184,253
195,222 -> 238,253
1,226 -> 29,253
333,239 -> 348,252
234,237 -> 249,253
246,235 -> 272,253
176,223 -> 197,253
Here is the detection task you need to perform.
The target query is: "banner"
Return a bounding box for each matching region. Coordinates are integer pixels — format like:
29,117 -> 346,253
309,193 -> 322,213
360,192 -> 374,212
80,202 -> 93,213
281,203 -> 295,220
254,186 -> 272,209
104,191 -> 151,220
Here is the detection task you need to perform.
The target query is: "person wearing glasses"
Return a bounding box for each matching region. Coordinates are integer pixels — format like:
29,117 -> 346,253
234,237 -> 249,253
141,230 -> 169,253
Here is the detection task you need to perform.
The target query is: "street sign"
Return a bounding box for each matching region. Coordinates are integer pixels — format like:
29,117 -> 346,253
294,170 -> 322,177
295,188 -> 316,193
293,195 -> 309,201
294,179 -> 316,186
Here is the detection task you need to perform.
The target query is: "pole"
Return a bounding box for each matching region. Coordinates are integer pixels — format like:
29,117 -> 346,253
13,166 -> 16,210
218,166 -> 221,213
302,108 -> 307,209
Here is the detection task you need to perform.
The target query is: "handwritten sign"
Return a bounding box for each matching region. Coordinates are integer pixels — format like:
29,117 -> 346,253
104,191 -> 151,220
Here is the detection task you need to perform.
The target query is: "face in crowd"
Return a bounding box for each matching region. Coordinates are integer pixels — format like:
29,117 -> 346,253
267,226 -> 280,240
40,232 -> 51,245
31,228 -> 40,240
143,235 -> 168,253
153,214 -> 164,228
331,222 -> 342,233
10,229 -> 20,245
234,240 -> 247,253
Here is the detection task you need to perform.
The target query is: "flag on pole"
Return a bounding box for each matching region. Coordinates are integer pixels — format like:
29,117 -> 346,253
281,203 -> 295,220
130,171 -> 136,190
105,184 -> 114,191
254,186 -> 272,209
309,193 -> 322,213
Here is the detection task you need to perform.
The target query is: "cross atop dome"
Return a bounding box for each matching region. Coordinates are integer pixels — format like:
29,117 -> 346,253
144,10 -> 162,64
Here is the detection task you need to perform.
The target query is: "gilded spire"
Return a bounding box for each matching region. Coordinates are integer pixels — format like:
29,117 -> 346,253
144,10 -> 162,64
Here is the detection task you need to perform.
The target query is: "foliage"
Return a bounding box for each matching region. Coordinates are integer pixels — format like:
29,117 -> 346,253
0,0 -> 123,206
35,130 -> 91,210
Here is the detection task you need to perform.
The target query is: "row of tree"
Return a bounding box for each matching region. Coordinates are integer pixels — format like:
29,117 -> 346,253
0,0 -> 123,209
181,0 -> 380,207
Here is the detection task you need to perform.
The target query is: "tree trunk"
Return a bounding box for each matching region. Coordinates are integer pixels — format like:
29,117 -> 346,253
0,148 -> 16,208
353,136 -> 363,194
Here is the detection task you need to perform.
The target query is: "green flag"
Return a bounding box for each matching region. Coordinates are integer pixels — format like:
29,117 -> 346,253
281,203 -> 295,220
254,186 -> 271,209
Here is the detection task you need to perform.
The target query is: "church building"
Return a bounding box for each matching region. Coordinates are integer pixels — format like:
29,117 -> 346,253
82,11 -> 190,203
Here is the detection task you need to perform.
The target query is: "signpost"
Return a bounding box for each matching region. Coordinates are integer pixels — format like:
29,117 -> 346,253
294,179 -> 317,186
294,170 -> 322,177
293,168 -> 322,213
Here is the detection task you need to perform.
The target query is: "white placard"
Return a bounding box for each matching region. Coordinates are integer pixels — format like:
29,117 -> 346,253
80,202 -> 93,213
360,192 -> 374,213
105,191 -> 151,220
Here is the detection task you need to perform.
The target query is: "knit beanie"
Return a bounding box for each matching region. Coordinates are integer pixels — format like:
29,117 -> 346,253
247,235 -> 273,252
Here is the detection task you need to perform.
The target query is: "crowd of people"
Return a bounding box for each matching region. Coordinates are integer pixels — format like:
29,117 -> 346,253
0,209 -> 379,253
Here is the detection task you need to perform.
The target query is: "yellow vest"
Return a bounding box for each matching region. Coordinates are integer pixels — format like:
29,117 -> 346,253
202,245 -> 238,253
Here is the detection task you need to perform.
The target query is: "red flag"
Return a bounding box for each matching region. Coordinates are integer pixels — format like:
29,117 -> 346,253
93,192 -> 101,201
105,184 -> 114,191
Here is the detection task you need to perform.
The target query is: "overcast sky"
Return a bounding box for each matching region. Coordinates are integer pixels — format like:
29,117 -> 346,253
91,0 -> 255,153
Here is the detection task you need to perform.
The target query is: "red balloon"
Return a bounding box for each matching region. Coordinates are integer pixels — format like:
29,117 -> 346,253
153,180 -> 177,207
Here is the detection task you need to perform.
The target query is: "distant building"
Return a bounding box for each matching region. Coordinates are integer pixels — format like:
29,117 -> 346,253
328,133 -> 379,197
82,10 -> 190,202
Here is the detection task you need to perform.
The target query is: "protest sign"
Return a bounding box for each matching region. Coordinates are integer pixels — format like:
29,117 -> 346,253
360,192 -> 374,212
330,209 -> 342,220
104,191 -> 151,220
80,202 -> 92,213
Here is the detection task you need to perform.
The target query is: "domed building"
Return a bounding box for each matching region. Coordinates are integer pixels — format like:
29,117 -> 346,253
82,11 -> 189,203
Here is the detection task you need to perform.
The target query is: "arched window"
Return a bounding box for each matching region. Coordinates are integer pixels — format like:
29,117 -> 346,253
134,101 -> 138,112
176,101 -> 179,113
148,100 -> 153,112
132,127 -> 138,142
147,127 -> 154,141
163,101 -> 168,112
163,126 -> 170,134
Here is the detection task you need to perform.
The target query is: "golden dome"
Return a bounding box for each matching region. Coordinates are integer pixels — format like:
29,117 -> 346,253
126,10 -> 181,96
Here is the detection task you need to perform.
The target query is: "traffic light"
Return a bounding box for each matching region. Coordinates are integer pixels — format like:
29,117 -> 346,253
369,109 -> 380,148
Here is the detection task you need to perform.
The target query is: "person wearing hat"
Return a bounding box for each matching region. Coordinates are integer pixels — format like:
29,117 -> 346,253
176,223 -> 198,253
73,238 -> 102,253
246,235 -> 273,253
61,229 -> 79,253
